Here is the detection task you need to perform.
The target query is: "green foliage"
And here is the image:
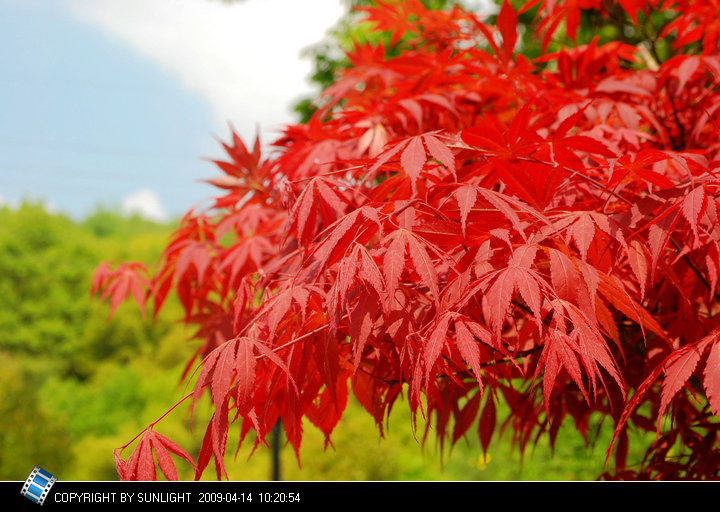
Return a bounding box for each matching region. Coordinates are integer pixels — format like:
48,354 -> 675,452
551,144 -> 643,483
0,203 -> 180,479
0,352 -> 71,479
0,203 -> 172,376
40,365 -> 147,440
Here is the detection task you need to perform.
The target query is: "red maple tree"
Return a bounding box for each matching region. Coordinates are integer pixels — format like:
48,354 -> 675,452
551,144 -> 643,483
93,0 -> 720,480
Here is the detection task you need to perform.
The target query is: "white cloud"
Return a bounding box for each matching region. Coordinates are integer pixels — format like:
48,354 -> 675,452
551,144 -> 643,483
121,188 -> 169,222
62,0 -> 346,146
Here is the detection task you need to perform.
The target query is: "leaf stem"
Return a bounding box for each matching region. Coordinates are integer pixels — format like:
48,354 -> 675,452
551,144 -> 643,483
116,390 -> 194,453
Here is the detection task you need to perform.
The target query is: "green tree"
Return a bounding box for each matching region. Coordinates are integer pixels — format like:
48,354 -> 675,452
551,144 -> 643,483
0,351 -> 71,479
0,203 -> 184,479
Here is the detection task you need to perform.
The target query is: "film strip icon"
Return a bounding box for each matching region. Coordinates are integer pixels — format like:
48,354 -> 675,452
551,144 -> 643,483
21,466 -> 57,505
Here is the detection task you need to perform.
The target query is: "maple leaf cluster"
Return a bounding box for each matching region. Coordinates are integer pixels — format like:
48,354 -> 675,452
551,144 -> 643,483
94,0 -> 720,480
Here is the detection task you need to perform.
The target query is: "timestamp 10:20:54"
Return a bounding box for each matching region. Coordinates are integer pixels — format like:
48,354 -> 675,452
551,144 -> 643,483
198,492 -> 301,503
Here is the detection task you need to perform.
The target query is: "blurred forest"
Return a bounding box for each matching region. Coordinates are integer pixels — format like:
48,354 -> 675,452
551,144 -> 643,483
0,202 -> 652,481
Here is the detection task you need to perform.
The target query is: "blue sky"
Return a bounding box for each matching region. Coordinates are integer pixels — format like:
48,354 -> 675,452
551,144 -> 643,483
0,0 -> 345,221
